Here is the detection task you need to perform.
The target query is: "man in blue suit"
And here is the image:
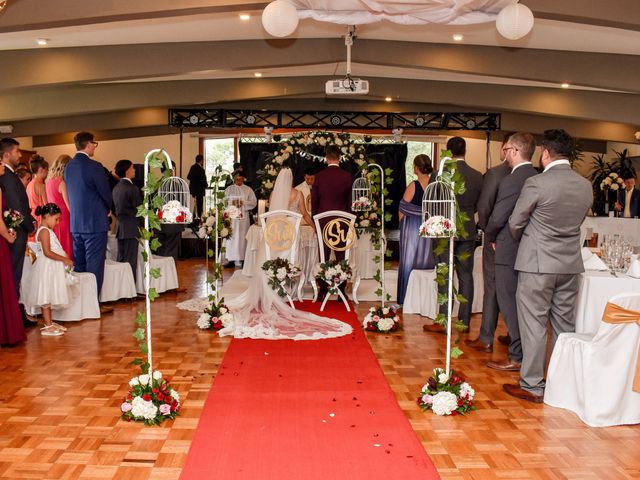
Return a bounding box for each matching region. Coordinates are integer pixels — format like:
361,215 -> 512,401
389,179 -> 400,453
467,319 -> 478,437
64,132 -> 112,304
615,174 -> 640,218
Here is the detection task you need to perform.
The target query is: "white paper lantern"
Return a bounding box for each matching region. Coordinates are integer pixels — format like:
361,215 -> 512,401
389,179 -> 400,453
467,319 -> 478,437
262,0 -> 299,38
496,3 -> 534,40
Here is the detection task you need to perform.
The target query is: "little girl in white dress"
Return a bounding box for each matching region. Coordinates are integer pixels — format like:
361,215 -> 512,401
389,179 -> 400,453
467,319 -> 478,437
23,203 -> 74,336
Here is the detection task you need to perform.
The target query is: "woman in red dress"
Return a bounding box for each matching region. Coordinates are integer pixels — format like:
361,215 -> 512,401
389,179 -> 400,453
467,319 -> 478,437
0,162 -> 26,346
45,154 -> 73,259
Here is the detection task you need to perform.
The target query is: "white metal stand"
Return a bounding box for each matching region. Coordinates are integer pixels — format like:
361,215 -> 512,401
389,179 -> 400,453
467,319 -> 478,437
365,162 -> 386,308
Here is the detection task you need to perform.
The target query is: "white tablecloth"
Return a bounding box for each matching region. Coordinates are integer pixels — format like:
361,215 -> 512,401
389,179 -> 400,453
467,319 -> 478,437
582,217 -> 640,247
242,224 -> 378,280
575,270 -> 640,334
403,246 -> 483,318
100,260 -> 138,302
107,233 -> 118,261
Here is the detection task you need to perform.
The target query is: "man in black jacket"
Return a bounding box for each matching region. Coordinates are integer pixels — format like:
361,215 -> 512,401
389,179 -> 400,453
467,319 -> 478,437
112,159 -> 142,277
187,154 -> 207,219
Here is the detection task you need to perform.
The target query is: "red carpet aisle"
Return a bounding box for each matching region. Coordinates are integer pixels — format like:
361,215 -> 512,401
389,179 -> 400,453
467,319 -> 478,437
180,302 -> 440,480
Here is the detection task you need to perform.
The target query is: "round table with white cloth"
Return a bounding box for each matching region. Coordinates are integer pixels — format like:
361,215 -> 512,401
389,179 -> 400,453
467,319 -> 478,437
402,246 -> 484,318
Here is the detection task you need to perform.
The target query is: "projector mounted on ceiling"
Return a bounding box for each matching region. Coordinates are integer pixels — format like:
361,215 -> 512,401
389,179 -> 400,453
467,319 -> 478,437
326,26 -> 369,96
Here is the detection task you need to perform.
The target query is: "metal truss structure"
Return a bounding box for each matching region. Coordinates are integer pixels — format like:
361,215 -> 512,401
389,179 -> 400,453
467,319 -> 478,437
169,109 -> 500,131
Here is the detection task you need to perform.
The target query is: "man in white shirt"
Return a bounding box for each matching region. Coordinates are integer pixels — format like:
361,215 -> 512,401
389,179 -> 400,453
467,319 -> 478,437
295,167 -> 315,223
615,174 -> 640,218
223,171 -> 257,268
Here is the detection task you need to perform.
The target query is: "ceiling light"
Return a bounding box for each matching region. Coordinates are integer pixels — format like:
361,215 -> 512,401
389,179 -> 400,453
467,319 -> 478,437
254,72 -> 262,78
37,38 -> 48,46
239,13 -> 250,21
452,33 -> 464,42
561,83 -> 570,89
385,97 -> 392,102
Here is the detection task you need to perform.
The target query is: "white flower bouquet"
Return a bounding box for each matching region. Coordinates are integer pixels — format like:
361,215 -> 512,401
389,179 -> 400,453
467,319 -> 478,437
158,200 -> 192,224
316,259 -> 352,295
419,215 -> 454,238
600,172 -> 624,191
197,298 -> 234,331
351,195 -> 372,212
362,305 -> 401,333
418,368 -> 475,416
262,258 -> 301,298
121,370 -> 180,425
197,207 -> 233,241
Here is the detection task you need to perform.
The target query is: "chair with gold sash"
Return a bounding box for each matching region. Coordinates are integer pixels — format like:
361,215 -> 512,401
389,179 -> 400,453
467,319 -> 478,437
312,210 -> 361,312
260,209 -> 303,308
545,292 -> 640,427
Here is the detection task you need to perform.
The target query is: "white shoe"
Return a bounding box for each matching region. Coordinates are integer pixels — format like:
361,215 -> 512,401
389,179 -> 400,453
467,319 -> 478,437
51,322 -> 67,332
41,325 -> 64,336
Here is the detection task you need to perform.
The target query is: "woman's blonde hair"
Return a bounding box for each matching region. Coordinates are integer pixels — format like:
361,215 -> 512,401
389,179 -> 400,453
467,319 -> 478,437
49,154 -> 72,179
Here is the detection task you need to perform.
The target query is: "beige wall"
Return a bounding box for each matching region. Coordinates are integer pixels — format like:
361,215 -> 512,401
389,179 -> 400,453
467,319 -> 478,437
33,134 -> 200,178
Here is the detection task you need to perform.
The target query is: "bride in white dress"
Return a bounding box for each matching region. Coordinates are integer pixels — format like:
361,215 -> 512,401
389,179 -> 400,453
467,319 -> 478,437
182,168 -> 352,341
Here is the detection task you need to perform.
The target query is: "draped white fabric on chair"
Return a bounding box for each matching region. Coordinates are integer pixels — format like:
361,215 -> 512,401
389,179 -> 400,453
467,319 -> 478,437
135,249 -> 179,294
100,260 -> 138,302
545,292 -> 640,427
291,0 -> 514,25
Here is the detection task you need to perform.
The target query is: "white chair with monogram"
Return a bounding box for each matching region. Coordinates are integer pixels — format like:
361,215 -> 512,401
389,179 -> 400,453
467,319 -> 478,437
312,210 -> 361,312
545,292 -> 640,427
260,209 -> 303,309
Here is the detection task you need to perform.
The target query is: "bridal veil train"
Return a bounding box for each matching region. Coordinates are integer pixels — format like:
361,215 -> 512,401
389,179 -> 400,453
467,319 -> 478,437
180,168 -> 352,341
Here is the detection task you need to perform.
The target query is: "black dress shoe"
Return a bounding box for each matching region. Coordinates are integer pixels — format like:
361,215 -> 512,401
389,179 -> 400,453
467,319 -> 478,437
223,262 -> 235,269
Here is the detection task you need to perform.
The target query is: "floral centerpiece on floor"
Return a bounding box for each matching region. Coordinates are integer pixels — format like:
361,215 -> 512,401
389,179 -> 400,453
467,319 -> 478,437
351,196 -> 372,212
363,305 -> 400,333
316,259 -> 352,295
198,206 -> 233,241
197,297 -> 234,330
121,370 -> 181,425
158,200 -> 192,224
600,172 -> 624,192
3,208 -> 24,234
418,368 -> 475,416
262,258 -> 301,298
419,215 -> 454,238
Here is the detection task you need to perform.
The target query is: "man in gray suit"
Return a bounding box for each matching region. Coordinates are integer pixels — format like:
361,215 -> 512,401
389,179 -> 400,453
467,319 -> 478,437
424,137 -> 483,333
503,129 -> 593,403
465,133 -> 512,353
112,159 -> 142,277
484,132 -> 538,371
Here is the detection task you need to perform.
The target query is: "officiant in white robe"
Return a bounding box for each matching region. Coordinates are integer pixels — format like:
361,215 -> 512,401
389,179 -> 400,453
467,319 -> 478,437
223,172 -> 257,266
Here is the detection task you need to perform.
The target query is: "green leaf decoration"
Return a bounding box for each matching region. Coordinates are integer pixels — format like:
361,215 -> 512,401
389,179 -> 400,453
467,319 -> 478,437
133,328 -> 145,341
451,347 -> 463,359
150,267 -> 162,279
437,293 -> 449,305
148,288 -> 159,302
150,237 -> 162,252
135,311 -> 146,326
207,249 -> 214,258
455,293 -> 468,304
139,343 -> 149,354
434,313 -> 447,327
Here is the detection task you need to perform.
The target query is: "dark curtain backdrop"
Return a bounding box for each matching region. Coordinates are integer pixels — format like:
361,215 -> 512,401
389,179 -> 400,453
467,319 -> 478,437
237,142 -> 407,229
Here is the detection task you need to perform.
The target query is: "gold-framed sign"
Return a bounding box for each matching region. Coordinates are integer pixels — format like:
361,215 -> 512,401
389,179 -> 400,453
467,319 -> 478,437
265,217 -> 296,251
322,218 -> 356,252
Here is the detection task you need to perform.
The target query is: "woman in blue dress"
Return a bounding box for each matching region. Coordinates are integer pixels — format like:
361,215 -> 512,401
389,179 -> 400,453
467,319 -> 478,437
397,154 -> 436,304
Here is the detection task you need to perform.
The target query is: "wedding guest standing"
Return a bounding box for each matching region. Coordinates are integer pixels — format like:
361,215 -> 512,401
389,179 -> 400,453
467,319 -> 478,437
112,159 -> 142,277
466,134 -> 512,353
397,154 -> 435,304
45,154 -> 73,259
424,137 -> 483,334
223,171 -> 257,268
16,167 -> 32,189
26,154 -> 49,234
187,154 -> 208,219
0,160 -> 26,345
64,132 -> 113,310
484,132 -> 537,372
615,173 -> 640,218
504,129 -> 592,403
0,138 -> 36,326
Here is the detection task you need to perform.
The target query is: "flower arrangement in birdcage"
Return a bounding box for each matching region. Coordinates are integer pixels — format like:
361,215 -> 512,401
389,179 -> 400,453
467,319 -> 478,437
600,172 -> 624,191
362,305 -> 401,333
197,207 -> 233,241
3,208 -> 24,233
419,215 -> 455,238
157,200 -> 192,224
352,196 -> 372,212
316,259 -> 352,295
262,258 -> 301,298
418,368 -> 475,416
197,297 -> 234,331
121,370 -> 181,425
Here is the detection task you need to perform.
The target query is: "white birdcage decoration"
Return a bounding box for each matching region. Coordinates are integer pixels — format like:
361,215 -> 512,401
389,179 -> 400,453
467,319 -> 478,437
419,177 -> 456,238
351,174 -> 373,212
158,176 -> 192,224
225,184 -> 245,219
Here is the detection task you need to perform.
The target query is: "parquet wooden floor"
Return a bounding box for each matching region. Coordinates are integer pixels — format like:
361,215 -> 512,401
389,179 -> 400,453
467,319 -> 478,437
0,259 -> 638,479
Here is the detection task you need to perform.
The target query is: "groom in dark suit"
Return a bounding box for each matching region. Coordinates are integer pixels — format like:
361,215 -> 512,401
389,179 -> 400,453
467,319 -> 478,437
484,132 -> 538,371
0,138 -> 36,323
64,132 -> 113,302
311,145 -> 353,261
